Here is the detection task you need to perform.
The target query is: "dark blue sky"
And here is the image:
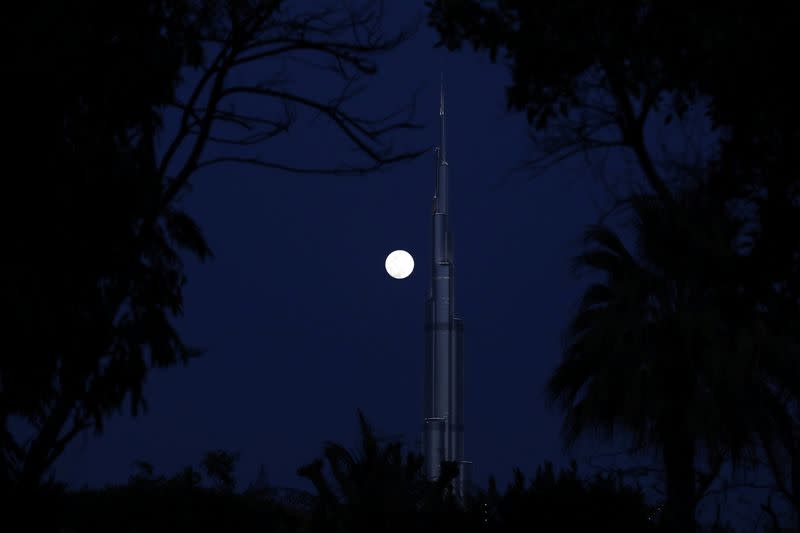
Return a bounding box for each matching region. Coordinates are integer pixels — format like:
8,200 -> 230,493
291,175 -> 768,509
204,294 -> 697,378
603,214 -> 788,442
56,3 -> 634,493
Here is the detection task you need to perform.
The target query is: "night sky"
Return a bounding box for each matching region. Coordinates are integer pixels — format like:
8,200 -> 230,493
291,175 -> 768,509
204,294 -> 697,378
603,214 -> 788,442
56,3 -> 636,493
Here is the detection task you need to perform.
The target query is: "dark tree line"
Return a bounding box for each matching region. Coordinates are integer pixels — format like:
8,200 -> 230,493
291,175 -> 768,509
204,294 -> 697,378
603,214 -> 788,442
55,412 -> 657,533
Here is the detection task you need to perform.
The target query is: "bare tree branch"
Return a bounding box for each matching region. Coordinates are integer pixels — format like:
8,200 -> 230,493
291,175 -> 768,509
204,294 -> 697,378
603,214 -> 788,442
195,151 -> 424,176
42,418 -> 91,475
221,84 -> 420,157
7,0 -> 425,488
510,59 -> 674,209
158,44 -> 232,179
603,67 -> 673,205
157,0 -> 424,213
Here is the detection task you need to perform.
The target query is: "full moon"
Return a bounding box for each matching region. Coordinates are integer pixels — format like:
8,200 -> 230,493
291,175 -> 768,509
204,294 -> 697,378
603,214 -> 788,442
385,250 -> 414,279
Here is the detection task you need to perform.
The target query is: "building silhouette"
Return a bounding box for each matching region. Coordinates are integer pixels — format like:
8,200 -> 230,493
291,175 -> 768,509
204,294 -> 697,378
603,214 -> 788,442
422,75 -> 471,499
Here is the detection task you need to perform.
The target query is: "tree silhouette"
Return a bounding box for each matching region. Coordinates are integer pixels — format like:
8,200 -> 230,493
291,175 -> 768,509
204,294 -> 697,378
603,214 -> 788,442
546,185 -> 791,531
52,430 -> 676,532
297,409 -> 463,533
429,2 -> 800,528
61,452 -> 303,533
472,462 -> 654,532
4,0 -> 212,504
201,450 -> 240,493
428,1 -> 799,200
3,0 -> 425,507
427,1 -> 799,336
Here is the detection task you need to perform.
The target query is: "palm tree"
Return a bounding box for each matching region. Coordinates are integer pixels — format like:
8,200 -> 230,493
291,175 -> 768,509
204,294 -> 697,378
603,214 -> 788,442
546,188 -> 781,532
297,410 -> 461,533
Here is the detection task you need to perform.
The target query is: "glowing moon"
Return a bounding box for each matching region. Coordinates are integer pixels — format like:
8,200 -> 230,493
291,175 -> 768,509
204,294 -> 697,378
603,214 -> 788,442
385,250 -> 414,279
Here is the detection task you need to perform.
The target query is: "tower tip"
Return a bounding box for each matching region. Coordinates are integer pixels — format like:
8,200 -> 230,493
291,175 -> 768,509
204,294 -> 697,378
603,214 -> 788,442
439,73 -> 445,116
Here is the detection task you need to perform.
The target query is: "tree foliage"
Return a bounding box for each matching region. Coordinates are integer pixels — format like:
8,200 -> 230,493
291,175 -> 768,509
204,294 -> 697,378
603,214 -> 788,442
4,0 -> 213,492
48,440 -> 657,533
297,410 -> 465,533
429,1 -> 800,527
428,1 -> 799,199
547,185 -> 794,530
61,451 -> 303,533
474,462 -> 655,532
3,0 -> 424,497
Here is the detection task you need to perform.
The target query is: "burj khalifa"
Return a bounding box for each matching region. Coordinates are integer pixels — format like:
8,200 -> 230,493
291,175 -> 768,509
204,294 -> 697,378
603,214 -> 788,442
422,75 -> 471,498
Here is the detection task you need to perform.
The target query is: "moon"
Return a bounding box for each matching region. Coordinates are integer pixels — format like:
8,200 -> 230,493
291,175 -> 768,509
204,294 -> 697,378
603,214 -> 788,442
385,250 -> 414,279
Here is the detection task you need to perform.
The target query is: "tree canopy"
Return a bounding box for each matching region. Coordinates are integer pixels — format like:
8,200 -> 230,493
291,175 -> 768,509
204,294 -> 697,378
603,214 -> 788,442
3,0 -> 424,500
429,1 -> 799,529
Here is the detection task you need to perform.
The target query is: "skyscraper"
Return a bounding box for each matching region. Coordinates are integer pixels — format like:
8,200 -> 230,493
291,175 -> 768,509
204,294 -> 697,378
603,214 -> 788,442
422,75 -> 471,499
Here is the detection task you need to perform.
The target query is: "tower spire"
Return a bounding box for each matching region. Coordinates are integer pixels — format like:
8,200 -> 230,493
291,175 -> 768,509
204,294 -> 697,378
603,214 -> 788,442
440,72 -> 445,116
434,73 -> 448,216
439,73 -> 446,164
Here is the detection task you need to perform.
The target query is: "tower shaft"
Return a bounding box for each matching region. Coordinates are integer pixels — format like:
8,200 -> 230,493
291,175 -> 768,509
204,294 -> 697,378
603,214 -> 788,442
423,75 -> 470,498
